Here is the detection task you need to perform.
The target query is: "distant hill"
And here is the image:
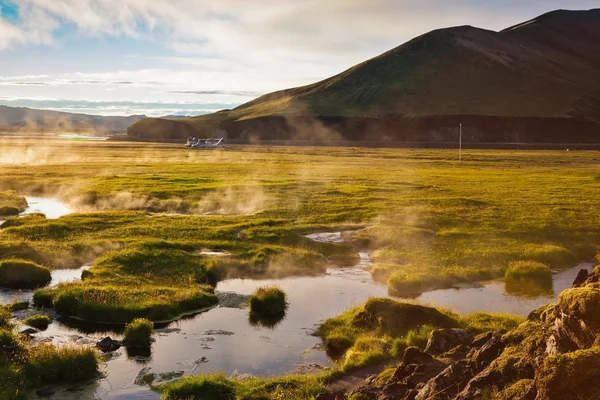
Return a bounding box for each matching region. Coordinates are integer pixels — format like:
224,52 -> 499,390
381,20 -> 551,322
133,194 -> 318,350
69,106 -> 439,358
129,9 -> 600,144
0,105 -> 144,134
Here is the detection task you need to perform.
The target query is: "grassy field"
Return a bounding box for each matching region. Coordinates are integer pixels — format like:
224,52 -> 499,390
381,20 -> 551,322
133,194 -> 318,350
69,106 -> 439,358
0,140 -> 599,320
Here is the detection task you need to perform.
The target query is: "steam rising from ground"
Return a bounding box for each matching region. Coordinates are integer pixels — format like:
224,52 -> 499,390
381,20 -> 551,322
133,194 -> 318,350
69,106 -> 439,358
0,144 -> 83,165
63,187 -> 266,216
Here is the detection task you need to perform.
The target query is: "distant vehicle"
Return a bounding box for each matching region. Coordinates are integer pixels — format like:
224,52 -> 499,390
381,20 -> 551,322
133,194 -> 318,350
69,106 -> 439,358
185,137 -> 226,149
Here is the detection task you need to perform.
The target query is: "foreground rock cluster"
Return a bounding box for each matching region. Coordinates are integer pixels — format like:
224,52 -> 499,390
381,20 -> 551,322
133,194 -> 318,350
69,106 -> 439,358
321,265 -> 600,400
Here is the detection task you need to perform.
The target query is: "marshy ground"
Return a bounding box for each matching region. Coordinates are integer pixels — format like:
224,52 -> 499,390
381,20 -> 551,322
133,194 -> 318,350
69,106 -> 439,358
0,139 -> 599,398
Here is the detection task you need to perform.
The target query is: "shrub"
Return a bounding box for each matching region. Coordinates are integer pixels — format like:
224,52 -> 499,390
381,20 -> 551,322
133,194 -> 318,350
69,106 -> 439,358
123,318 -> 154,347
248,286 -> 287,315
24,315 -> 52,330
161,374 -> 236,400
0,259 -> 51,289
24,345 -> 98,384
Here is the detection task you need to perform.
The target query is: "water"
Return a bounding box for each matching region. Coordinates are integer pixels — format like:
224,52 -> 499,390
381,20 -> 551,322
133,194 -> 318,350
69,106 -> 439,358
21,196 -> 73,219
3,220 -> 595,398
0,264 -> 90,304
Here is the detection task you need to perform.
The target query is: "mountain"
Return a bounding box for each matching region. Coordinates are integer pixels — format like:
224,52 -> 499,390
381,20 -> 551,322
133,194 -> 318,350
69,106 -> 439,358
0,105 -> 144,134
128,9 -> 600,143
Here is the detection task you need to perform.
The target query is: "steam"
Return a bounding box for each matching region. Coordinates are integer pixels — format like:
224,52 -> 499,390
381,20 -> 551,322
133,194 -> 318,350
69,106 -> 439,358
0,143 -> 83,165
194,186 -> 266,215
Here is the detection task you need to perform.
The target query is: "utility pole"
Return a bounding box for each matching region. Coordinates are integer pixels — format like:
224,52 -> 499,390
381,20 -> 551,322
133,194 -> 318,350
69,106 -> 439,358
459,123 -> 462,163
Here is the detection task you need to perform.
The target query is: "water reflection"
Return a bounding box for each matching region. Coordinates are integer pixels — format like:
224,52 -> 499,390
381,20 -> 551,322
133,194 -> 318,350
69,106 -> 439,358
248,311 -> 287,329
504,277 -> 554,298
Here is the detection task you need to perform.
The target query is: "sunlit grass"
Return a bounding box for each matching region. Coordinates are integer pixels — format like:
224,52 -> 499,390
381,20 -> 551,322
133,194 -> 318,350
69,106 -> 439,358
0,141 -> 598,316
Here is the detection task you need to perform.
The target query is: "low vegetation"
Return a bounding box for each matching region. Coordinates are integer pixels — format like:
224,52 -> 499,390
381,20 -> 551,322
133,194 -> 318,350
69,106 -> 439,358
0,324 -> 98,398
248,286 -> 287,315
0,259 -> 51,289
0,190 -> 27,216
123,318 -> 154,347
0,143 -> 598,320
505,260 -> 552,283
158,373 -> 325,400
316,297 -> 524,372
24,314 -> 52,330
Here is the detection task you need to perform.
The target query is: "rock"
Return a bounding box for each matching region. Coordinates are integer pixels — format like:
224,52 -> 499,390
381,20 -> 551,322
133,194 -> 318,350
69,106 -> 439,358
20,327 -> 38,335
473,330 -> 506,369
96,337 -> 121,352
425,329 -> 473,355
471,331 -> 493,348
66,385 -> 84,392
134,367 -> 155,386
36,387 -> 56,397
456,356 -> 534,400
202,330 -> 234,336
441,344 -> 470,360
415,360 -> 474,400
402,347 -> 435,365
571,269 -> 588,287
547,287 -> 600,352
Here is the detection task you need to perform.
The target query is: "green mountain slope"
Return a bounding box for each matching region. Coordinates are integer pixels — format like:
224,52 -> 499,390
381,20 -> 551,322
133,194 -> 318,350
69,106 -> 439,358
129,9 -> 600,143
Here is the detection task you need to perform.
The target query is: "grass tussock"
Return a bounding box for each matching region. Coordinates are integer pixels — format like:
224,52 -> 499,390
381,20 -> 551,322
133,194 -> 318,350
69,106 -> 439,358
0,259 -> 51,289
24,315 -> 52,330
248,286 -> 287,315
505,261 -> 552,282
123,318 -> 154,347
0,327 -> 99,397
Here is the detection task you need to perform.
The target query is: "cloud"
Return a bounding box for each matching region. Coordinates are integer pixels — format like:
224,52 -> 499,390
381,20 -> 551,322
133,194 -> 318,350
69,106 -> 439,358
166,90 -> 263,97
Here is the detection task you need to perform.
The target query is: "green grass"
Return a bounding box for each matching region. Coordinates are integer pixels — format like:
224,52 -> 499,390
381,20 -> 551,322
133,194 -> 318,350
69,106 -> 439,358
122,318 -> 154,347
0,259 -> 51,289
24,315 -> 52,330
0,142 -> 598,319
505,261 -> 552,282
0,326 -> 99,398
316,297 -> 526,372
248,286 -> 287,315
158,373 -> 326,400
0,190 -> 27,215
0,307 -> 13,330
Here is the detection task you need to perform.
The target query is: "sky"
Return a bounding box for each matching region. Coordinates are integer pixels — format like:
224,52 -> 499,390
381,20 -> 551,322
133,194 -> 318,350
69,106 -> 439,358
0,0 -> 598,117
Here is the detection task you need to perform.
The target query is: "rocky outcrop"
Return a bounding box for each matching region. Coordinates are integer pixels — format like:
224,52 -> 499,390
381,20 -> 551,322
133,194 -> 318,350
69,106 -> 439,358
327,260 -> 600,400
425,329 -> 473,355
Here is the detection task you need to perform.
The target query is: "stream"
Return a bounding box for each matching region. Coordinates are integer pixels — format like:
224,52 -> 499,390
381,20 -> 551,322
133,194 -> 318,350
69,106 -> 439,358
0,198 -> 594,399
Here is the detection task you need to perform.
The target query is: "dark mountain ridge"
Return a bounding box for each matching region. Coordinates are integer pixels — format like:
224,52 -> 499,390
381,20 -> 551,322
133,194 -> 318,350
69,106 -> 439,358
128,9 -> 600,144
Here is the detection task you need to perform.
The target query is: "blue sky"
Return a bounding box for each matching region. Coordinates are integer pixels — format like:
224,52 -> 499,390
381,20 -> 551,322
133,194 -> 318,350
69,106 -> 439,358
0,0 -> 598,117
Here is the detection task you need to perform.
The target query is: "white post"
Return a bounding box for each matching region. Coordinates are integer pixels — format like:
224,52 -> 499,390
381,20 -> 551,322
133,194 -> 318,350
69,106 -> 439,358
459,123 -> 462,163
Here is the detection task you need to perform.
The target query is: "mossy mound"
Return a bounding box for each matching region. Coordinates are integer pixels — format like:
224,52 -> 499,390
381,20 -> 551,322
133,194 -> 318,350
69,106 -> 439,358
0,191 -> 27,215
248,286 -> 287,315
556,286 -> 600,330
0,259 -> 51,289
24,315 -> 52,330
536,347 -> 600,400
161,374 -> 236,400
505,260 -> 552,283
351,298 -> 458,337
